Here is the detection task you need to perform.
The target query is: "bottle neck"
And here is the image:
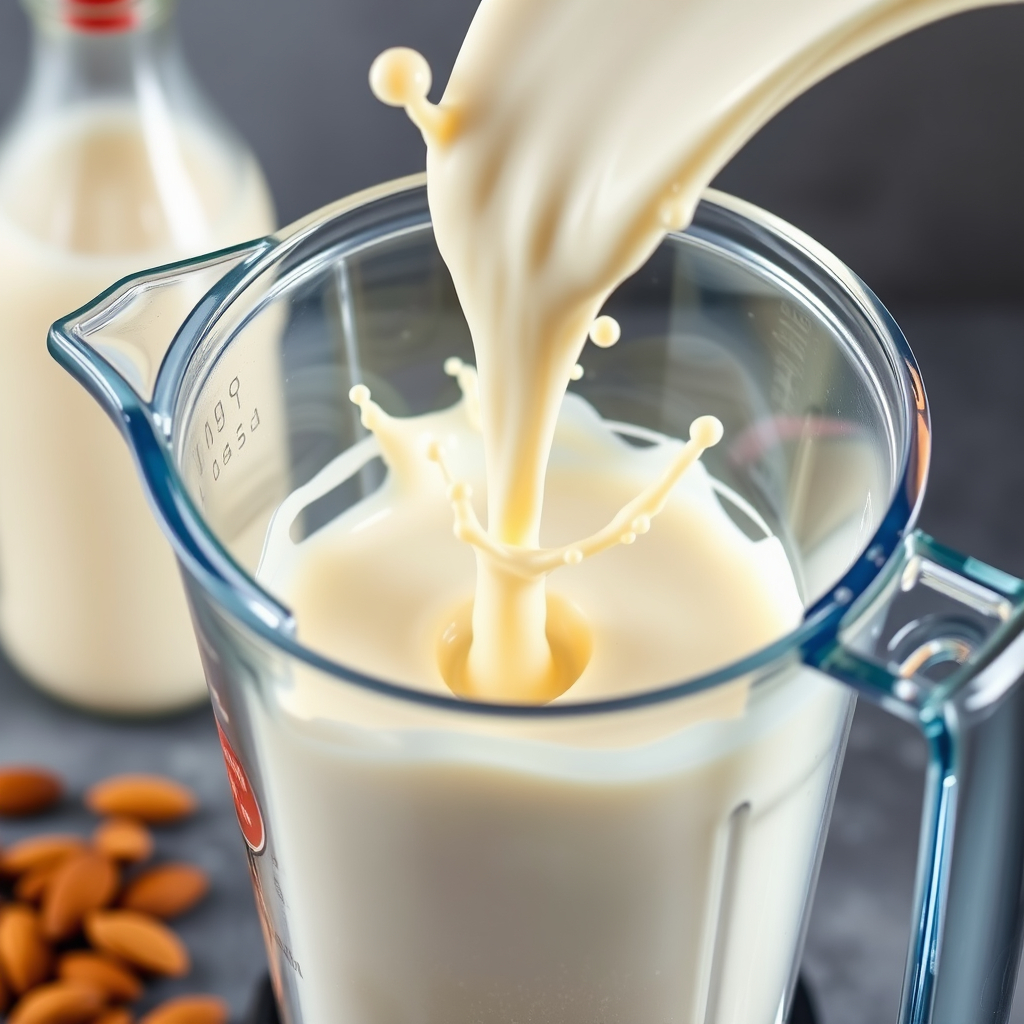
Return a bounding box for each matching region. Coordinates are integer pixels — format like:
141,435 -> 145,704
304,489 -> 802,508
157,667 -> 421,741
0,0 -> 258,257
16,0 -> 183,115
23,0 -> 171,35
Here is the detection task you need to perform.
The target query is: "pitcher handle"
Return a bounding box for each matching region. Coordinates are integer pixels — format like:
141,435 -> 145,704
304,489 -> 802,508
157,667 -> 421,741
47,238 -> 293,635
806,530 -> 1024,1024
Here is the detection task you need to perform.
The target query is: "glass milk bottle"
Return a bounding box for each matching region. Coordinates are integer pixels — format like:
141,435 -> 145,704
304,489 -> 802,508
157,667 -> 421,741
0,0 -> 275,713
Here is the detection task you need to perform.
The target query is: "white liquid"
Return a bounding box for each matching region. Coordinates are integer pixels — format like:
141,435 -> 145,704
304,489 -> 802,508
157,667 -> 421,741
260,391 -> 802,702
0,105 -> 274,713
247,386 -> 855,1024
250,658 -> 850,1024
229,0 -> 1007,1015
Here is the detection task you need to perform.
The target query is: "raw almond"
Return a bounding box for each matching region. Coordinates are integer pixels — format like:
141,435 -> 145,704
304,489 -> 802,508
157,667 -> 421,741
7,980 -> 105,1024
42,852 -> 119,941
94,1009 -> 134,1024
0,768 -> 63,818
139,995 -> 228,1024
85,777 -> 196,825
14,864 -> 57,903
84,911 -> 189,977
0,904 -> 53,993
57,951 -> 142,1001
1,836 -> 85,877
93,819 -> 154,864
120,864 -> 209,919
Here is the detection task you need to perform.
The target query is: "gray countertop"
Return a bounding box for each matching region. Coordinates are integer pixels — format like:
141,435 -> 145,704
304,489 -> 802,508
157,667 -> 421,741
0,668 -> 266,1020
0,305 -> 1021,1024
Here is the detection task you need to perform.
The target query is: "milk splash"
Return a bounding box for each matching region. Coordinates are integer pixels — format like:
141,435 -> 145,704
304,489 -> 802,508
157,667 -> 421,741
347,354 -> 723,702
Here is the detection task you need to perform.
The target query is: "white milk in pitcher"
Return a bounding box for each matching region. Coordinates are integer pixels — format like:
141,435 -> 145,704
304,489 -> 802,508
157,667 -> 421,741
219,0 -> 1009,1018
248,378 -> 856,1024
0,103 -> 273,712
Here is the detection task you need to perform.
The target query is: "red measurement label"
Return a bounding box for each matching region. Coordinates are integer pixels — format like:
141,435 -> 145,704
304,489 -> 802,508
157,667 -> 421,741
217,723 -> 266,854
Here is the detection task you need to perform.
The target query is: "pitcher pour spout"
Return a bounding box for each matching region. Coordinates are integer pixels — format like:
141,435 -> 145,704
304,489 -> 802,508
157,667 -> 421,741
48,237 -> 293,638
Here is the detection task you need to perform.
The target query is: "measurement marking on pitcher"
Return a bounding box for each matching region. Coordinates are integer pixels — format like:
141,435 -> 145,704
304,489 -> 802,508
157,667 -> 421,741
770,302 -> 811,413
192,374 -> 262,501
274,932 -> 303,978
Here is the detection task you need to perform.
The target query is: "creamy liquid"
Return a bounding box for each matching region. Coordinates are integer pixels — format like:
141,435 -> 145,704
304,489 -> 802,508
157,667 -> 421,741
369,0 -> 1012,701
250,658 -> 850,1024
249,363 -> 843,1024
259,382 -> 802,702
0,104 -> 274,713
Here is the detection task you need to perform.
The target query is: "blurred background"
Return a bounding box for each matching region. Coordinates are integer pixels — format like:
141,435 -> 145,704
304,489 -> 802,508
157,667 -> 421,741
0,2 -> 1022,1022
4,0 -> 1021,301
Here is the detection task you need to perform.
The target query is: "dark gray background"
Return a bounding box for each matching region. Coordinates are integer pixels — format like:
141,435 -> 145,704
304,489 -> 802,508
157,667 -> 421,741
1,3 -> 1023,1023
3,0 -> 1023,301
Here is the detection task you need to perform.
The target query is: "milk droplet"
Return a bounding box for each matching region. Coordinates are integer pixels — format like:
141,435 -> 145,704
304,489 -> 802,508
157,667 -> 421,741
631,515 -> 650,534
620,532 -> 637,545
444,357 -> 463,376
369,48 -> 432,108
570,364 -> 584,380
690,415 -> 724,448
349,384 -> 370,405
564,549 -> 584,565
589,315 -> 621,348
369,48 -> 457,147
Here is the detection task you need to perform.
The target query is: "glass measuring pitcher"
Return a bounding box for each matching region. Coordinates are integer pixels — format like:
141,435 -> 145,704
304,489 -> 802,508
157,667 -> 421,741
50,177 -> 1024,1024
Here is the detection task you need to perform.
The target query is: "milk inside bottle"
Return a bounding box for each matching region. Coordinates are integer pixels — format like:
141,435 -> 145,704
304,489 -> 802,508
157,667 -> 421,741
0,0 -> 275,713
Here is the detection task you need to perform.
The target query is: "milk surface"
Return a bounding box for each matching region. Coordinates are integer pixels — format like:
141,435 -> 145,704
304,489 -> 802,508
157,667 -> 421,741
260,391 -> 803,701
0,104 -> 274,712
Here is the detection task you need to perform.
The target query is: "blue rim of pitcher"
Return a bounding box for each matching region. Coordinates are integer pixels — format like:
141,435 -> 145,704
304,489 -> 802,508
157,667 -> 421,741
49,175 -> 927,718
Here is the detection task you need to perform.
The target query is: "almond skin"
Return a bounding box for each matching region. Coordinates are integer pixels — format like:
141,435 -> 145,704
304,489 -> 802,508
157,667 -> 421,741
120,864 -> 209,920
84,911 -> 189,977
1,837 -> 86,877
57,951 -> 142,1001
0,904 -> 53,993
14,865 -> 57,903
0,768 -> 63,818
7,981 -> 105,1024
93,819 -> 154,864
139,996 -> 229,1024
42,852 -> 119,941
94,1009 -> 134,1024
85,777 -> 196,825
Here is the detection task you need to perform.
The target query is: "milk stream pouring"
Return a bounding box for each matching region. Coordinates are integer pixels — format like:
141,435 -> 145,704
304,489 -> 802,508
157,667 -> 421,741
0,0 -> 274,712
367,0 -> 1014,704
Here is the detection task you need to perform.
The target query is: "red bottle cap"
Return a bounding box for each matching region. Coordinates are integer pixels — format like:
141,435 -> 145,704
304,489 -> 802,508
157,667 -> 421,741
65,0 -> 136,33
